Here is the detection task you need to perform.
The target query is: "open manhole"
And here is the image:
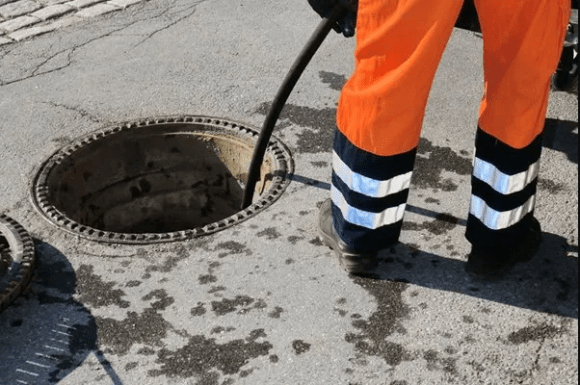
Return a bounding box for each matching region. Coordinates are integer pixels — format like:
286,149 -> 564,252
32,116 -> 294,244
0,215 -> 35,313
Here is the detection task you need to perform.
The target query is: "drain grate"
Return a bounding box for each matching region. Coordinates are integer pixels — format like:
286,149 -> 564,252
0,215 -> 35,313
31,116 -> 294,244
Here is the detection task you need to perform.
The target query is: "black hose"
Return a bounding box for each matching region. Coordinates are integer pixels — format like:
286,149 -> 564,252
241,4 -> 347,209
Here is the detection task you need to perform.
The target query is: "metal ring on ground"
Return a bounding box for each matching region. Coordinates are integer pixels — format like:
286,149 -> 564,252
31,116 -> 294,245
0,215 -> 35,313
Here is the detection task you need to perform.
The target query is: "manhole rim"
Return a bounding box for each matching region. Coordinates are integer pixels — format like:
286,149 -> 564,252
30,115 -> 294,245
0,214 -> 35,313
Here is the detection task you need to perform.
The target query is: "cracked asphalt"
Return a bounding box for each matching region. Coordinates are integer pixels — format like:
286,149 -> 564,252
0,0 -> 578,384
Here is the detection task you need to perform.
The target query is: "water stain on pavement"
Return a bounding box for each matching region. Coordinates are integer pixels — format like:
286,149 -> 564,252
211,326 -> 236,334
311,161 -> 329,168
538,178 -> 567,194
141,289 -> 175,311
256,102 -> 335,154
292,340 -> 311,355
257,227 -> 281,240
76,264 -> 130,309
507,323 -> 567,344
423,349 -> 458,376
215,241 -> 253,258
144,246 -> 192,276
96,309 -> 171,356
346,277 -> 411,367
402,213 -> 459,236
413,138 -> 472,191
319,71 -> 348,91
191,303 -> 207,316
211,295 -> 267,316
149,329 -> 273,381
269,306 -> 284,319
287,236 -> 304,245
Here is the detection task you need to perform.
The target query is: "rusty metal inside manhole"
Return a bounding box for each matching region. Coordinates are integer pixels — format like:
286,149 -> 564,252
32,116 -> 294,244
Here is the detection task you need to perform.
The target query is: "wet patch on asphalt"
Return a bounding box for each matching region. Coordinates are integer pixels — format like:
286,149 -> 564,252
311,161 -> 329,168
141,289 -> 175,311
199,274 -> 218,285
538,178 -> 567,194
75,264 -> 130,309
287,235 -> 304,245
96,308 -> 171,356
257,227 -> 282,240
345,277 -> 411,367
149,329 -> 273,382
292,340 -> 312,355
142,246 -> 193,278
211,295 -> 267,316
214,241 -> 252,259
191,302 -> 207,317
208,285 -> 227,295
413,138 -> 472,191
423,349 -> 458,376
507,322 -> 568,345
402,213 -> 459,236
268,306 -> 284,319
256,102 -> 335,154
211,326 -> 236,335
310,238 -> 324,247
319,71 -> 347,91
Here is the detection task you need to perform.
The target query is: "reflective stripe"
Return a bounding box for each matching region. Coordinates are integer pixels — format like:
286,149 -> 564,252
473,157 -> 540,195
332,186 -> 406,230
333,152 -> 413,198
470,194 -> 536,230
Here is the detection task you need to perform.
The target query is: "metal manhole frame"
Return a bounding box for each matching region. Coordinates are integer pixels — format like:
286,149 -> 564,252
0,215 -> 35,313
31,115 -> 295,245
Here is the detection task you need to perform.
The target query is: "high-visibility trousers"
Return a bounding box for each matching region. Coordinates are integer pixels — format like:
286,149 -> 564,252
332,0 -> 571,252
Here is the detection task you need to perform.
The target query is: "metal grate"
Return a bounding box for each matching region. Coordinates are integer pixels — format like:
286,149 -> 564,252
0,215 -> 35,313
31,116 -> 294,245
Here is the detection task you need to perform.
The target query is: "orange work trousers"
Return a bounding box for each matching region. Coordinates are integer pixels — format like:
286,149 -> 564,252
330,0 -> 570,252
337,0 -> 571,155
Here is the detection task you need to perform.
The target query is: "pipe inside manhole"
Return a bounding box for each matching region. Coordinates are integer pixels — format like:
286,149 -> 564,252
32,116 -> 294,244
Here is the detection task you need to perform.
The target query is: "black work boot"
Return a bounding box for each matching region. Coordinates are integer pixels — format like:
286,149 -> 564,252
465,217 -> 543,280
318,200 -> 378,275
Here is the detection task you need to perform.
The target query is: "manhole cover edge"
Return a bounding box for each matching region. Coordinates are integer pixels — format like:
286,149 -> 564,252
0,214 -> 35,313
30,115 -> 295,246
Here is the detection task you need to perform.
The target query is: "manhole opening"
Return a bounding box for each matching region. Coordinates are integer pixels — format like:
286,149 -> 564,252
32,116 -> 294,244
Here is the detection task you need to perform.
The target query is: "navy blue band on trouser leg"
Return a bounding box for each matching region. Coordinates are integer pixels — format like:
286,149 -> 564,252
466,128 -> 543,250
331,130 -> 417,252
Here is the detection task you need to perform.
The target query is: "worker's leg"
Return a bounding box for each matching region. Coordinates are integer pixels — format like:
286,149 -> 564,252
332,0 -> 465,252
466,0 -> 571,251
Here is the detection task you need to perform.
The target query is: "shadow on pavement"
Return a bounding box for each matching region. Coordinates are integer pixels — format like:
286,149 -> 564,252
291,174 -> 577,320
0,241 -> 123,384
372,231 -> 578,319
544,118 -> 578,164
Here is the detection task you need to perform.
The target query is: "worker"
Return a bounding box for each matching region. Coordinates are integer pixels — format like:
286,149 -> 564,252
309,0 -> 572,279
